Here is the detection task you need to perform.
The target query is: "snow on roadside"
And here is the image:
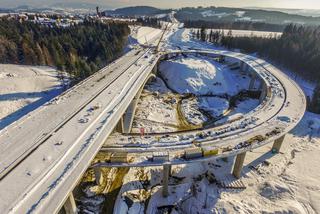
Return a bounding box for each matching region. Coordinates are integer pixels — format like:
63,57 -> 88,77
0,64 -> 67,129
130,26 -> 162,46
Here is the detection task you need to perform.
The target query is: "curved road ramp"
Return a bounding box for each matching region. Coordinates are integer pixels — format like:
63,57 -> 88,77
0,49 -> 305,213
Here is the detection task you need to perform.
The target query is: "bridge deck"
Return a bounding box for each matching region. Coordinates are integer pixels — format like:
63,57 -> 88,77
100,50 -> 306,167
0,47 -> 305,213
0,47 -> 161,213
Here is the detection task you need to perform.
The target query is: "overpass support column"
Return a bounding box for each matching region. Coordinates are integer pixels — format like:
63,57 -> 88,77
219,55 -> 225,63
152,63 -> 158,74
240,61 -> 244,72
94,167 -> 104,186
249,72 -> 257,90
63,193 -> 77,214
259,83 -> 267,103
242,63 -> 248,72
162,164 -> 170,197
232,152 -> 246,179
115,116 -> 124,133
272,135 -> 286,153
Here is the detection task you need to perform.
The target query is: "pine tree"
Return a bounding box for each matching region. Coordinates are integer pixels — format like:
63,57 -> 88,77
200,26 -> 206,41
310,83 -> 320,113
196,29 -> 200,40
1,19 -> 130,80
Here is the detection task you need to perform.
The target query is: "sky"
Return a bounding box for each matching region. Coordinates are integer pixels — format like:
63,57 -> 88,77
1,0 -> 320,10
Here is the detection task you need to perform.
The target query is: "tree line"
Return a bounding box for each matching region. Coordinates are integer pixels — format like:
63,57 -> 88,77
136,17 -> 161,28
192,24 -> 320,113
0,19 -> 130,80
185,20 -> 285,32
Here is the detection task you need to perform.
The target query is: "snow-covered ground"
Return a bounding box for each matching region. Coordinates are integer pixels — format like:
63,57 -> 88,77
129,26 -> 163,47
1,18 -> 316,214
199,97 -> 229,118
132,90 -> 180,133
159,55 -> 249,96
0,64 -> 67,129
131,52 -> 254,133
178,27 -> 316,97
180,97 -> 207,126
108,24 -> 319,214
113,112 -> 320,214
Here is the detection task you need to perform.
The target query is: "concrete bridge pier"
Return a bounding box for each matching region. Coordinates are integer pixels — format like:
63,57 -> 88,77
122,74 -> 156,134
240,61 -> 244,72
162,164 -> 171,197
94,167 -> 104,186
219,55 -> 225,63
241,62 -> 249,72
232,152 -> 246,179
249,72 -> 257,90
152,62 -> 159,75
63,193 -> 77,214
114,74 -> 156,134
272,135 -> 286,153
152,64 -> 157,74
115,116 -> 124,133
259,83 -> 267,103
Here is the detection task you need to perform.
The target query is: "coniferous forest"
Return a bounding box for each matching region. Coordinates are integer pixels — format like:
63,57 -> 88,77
184,20 -> 285,32
0,19 -> 130,79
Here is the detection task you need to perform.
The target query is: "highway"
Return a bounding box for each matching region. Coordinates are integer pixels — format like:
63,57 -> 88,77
0,22 -> 306,213
99,50 -> 306,167
0,45 -> 162,213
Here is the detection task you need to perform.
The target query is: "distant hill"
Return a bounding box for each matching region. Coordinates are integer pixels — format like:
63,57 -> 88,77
105,6 -> 171,17
51,2 -> 101,10
175,7 -> 320,26
247,7 -> 320,17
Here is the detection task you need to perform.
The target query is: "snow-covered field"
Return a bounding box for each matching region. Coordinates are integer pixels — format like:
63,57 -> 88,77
0,64 -> 67,129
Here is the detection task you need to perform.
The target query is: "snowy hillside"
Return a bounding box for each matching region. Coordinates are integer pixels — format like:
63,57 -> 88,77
129,26 -> 163,46
159,55 -> 249,96
0,64 -> 67,129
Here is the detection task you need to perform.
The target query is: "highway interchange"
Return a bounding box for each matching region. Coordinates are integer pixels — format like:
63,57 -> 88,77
99,49 -> 306,168
0,21 -> 306,213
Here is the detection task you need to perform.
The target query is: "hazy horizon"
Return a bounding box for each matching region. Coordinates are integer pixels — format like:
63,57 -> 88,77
2,0 -> 320,10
